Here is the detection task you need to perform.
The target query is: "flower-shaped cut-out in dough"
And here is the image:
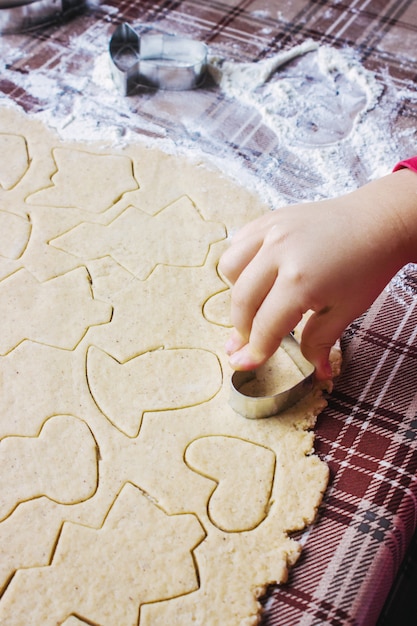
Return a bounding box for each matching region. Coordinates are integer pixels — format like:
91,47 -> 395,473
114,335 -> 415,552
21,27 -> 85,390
185,436 -> 276,532
50,197 -> 226,280
0,134 -> 29,190
27,148 -> 139,213
87,346 -> 222,437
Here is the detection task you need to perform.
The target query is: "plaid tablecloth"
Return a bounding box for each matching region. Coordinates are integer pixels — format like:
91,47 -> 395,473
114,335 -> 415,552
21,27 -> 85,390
1,1 -> 417,625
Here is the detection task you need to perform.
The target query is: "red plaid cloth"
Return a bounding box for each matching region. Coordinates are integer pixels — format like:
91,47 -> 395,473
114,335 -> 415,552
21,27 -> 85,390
263,272 -> 417,625
1,2 -> 417,625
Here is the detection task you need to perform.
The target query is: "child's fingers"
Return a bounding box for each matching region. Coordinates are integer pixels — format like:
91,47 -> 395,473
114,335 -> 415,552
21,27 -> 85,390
225,328 -> 247,356
229,279 -> 304,370
301,306 -> 352,379
218,235 -> 263,284
229,252 -> 278,342
219,213 -> 283,284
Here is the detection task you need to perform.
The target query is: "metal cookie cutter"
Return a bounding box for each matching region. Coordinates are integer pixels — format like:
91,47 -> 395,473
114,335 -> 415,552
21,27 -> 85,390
230,334 -> 315,419
109,22 -> 208,95
0,0 -> 83,34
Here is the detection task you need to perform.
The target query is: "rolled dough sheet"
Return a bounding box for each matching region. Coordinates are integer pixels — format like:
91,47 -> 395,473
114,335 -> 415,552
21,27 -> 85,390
0,106 -> 340,626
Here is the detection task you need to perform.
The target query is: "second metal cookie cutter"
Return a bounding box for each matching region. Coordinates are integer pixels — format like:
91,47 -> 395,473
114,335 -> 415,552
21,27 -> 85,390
230,334 -> 315,419
109,22 -> 208,95
0,0 -> 83,34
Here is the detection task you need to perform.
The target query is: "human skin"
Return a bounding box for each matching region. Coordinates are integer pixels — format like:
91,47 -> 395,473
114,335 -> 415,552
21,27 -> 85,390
219,168 -> 417,380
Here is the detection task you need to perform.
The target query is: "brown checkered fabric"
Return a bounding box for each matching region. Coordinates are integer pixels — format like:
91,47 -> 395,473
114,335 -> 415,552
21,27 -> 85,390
1,1 -> 417,624
262,273 -> 417,625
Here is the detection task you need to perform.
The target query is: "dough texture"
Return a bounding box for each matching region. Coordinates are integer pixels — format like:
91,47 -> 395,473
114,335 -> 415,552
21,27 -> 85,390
0,107 -> 339,625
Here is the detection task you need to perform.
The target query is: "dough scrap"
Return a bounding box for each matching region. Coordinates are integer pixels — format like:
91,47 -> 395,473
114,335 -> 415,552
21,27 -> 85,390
0,342 -> 89,438
0,106 -> 339,626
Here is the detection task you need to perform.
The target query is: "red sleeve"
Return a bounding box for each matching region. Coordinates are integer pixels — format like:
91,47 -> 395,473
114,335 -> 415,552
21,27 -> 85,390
393,157 -> 417,173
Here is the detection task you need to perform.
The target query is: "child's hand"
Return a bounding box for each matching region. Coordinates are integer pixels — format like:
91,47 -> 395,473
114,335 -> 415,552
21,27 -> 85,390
219,171 -> 417,379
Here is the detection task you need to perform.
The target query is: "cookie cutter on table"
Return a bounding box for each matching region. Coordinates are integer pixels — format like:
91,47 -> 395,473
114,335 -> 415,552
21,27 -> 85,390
0,0 -> 83,34
109,22 -> 208,95
230,333 -> 315,419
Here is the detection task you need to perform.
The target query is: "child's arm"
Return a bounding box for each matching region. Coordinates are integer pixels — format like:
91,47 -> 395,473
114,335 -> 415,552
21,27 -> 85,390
219,167 -> 417,380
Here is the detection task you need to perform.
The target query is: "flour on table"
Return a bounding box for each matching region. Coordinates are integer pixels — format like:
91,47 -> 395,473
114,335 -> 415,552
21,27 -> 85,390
0,25 -> 413,204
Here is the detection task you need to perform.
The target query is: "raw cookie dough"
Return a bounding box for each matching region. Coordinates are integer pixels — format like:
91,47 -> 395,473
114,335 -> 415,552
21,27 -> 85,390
0,106 -> 340,626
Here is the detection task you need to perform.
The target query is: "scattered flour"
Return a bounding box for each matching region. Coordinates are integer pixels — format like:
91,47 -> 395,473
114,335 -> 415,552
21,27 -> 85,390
206,42 -> 415,200
208,40 -> 319,91
0,22 -> 414,207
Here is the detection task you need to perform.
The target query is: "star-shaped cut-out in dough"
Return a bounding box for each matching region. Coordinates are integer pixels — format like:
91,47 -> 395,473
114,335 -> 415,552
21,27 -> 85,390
50,196 -> 226,279
27,148 -> 139,213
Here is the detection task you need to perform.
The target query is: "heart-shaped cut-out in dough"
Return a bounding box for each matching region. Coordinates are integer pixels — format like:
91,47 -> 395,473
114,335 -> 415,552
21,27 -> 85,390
185,436 -> 276,532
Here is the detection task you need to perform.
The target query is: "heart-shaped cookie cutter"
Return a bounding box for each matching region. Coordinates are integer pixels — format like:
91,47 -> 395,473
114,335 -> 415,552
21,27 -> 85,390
229,334 -> 315,419
109,22 -> 208,95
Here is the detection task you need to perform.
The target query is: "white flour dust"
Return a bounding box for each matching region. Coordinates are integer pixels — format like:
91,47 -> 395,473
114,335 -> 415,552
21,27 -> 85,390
209,40 -> 319,92
0,24 -> 416,207
210,43 -> 379,147
207,43 -> 406,197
